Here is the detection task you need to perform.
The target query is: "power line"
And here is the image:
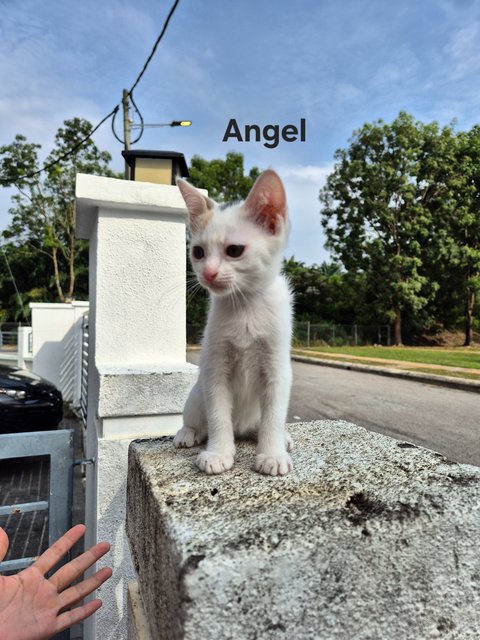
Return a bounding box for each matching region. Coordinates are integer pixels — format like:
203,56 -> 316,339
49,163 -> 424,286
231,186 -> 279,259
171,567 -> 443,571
3,0 -> 181,185
129,0 -> 180,97
111,0 -> 181,146
2,107 -> 120,186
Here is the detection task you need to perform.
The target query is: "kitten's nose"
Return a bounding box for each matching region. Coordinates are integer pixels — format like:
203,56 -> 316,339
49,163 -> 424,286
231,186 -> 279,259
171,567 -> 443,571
203,268 -> 219,283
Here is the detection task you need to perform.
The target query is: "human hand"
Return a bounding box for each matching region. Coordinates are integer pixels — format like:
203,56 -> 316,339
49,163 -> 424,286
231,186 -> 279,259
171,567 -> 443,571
0,524 -> 112,640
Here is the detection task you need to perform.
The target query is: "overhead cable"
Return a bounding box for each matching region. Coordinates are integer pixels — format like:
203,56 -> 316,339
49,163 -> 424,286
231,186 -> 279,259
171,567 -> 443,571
129,0 -> 180,96
111,0 -> 181,145
2,107 -> 120,186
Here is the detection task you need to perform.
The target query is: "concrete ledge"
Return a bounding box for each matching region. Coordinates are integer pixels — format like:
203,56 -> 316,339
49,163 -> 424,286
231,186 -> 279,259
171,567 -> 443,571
292,354 -> 480,393
126,421 -> 480,639
97,364 -> 198,417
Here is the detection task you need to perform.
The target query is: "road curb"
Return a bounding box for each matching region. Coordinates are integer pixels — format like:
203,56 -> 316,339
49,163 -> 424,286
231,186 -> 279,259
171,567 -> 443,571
291,355 -> 480,394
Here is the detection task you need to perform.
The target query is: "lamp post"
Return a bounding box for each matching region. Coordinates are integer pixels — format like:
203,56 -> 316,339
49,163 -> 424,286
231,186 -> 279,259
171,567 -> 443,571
121,87 -> 192,178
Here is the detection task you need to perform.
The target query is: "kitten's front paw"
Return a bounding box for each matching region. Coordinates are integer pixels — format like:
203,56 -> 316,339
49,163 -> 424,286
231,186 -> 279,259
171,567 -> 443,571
173,427 -> 200,448
196,451 -> 234,474
255,453 -> 293,476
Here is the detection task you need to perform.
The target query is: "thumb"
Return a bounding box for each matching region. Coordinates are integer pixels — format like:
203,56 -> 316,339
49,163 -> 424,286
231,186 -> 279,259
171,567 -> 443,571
0,528 -> 9,562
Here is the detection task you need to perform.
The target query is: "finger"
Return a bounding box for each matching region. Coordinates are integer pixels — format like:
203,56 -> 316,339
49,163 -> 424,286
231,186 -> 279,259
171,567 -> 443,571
50,541 -> 110,592
0,527 -> 9,561
33,524 -> 86,575
60,572 -> 112,612
58,566 -> 112,610
55,598 -> 103,633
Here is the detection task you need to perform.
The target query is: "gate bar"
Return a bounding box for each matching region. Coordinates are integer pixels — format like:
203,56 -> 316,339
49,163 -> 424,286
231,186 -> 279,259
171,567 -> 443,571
0,500 -> 49,516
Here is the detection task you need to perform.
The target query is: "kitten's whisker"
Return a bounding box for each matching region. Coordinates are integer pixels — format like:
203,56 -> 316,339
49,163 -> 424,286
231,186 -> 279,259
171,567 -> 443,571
186,284 -> 203,304
186,281 -> 206,306
231,283 -> 245,314
186,278 -> 203,291
186,279 -> 203,293
226,282 -> 238,313
232,281 -> 248,309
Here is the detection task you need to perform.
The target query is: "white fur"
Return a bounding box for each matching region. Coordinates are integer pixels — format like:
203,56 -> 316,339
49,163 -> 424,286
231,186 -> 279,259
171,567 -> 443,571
174,171 -> 293,476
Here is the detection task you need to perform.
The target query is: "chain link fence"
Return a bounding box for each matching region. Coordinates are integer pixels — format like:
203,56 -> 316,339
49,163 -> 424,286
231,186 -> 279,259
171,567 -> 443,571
187,323 -> 391,347
293,322 -> 391,347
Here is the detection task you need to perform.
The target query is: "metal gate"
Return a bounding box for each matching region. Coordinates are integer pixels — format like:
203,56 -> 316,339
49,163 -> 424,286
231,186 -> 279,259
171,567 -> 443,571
80,313 -> 89,427
0,429 -> 74,572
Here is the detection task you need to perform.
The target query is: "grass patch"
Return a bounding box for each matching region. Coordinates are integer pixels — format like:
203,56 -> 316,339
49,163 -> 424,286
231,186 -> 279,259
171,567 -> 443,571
400,367 -> 480,381
296,346 -> 480,370
292,350 -> 480,382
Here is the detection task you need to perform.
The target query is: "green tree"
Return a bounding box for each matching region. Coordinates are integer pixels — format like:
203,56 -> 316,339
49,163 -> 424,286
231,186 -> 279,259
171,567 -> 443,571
283,258 -> 364,325
449,127 -> 480,345
425,125 -> 480,346
0,243 -> 52,322
0,118 -> 118,304
189,151 -> 260,203
320,112 -> 446,345
0,239 -> 90,323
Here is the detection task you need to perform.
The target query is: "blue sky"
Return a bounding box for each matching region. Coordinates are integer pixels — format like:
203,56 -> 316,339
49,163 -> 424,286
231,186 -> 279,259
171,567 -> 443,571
1,0 -> 480,265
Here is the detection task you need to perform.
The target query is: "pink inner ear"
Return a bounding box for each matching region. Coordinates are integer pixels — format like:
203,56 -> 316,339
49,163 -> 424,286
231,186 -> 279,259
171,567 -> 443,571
245,171 -> 287,234
258,202 -> 282,233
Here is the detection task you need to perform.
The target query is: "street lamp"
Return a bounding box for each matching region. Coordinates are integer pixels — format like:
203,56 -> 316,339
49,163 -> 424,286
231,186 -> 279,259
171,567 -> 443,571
130,120 -> 192,129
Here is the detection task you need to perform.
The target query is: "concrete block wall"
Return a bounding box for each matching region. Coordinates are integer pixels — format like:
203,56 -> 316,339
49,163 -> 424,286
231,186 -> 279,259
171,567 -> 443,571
126,420 -> 480,640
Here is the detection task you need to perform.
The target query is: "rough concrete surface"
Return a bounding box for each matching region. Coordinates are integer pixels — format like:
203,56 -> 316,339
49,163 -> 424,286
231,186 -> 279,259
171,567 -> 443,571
126,421 -> 480,640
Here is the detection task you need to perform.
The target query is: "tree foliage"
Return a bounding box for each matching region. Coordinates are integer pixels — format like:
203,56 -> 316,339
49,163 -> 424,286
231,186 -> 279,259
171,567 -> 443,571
425,126 -> 480,345
282,258 -> 356,324
0,118 -> 118,311
189,151 -> 260,203
320,112 -> 480,345
320,113 -> 434,344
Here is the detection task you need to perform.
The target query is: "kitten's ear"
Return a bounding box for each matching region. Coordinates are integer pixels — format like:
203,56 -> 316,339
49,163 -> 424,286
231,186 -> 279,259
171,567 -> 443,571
177,178 -> 215,232
243,170 -> 287,234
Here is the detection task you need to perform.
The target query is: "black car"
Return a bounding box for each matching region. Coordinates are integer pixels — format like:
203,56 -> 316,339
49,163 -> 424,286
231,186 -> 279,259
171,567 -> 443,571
0,365 -> 63,434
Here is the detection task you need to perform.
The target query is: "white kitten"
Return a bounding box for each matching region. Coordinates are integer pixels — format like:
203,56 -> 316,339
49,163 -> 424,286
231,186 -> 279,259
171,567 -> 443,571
173,170 -> 293,476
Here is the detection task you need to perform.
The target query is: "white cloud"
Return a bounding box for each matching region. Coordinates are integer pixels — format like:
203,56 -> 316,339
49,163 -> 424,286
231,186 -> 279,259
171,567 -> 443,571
280,164 -> 333,184
443,21 -> 480,81
279,163 -> 334,265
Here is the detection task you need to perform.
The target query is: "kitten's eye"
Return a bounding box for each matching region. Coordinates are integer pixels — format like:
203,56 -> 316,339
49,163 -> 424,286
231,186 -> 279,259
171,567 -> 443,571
192,246 -> 205,259
226,245 -> 245,258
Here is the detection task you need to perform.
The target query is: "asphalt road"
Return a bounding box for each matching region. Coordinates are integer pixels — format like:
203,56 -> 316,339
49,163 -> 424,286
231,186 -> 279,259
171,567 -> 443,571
187,353 -> 479,467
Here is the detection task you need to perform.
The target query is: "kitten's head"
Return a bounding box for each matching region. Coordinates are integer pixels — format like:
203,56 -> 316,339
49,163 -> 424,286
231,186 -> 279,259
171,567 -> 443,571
178,170 -> 288,297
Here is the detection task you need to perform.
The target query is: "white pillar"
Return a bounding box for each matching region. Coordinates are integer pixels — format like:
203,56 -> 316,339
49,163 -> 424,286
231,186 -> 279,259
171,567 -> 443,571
75,174 -> 198,640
